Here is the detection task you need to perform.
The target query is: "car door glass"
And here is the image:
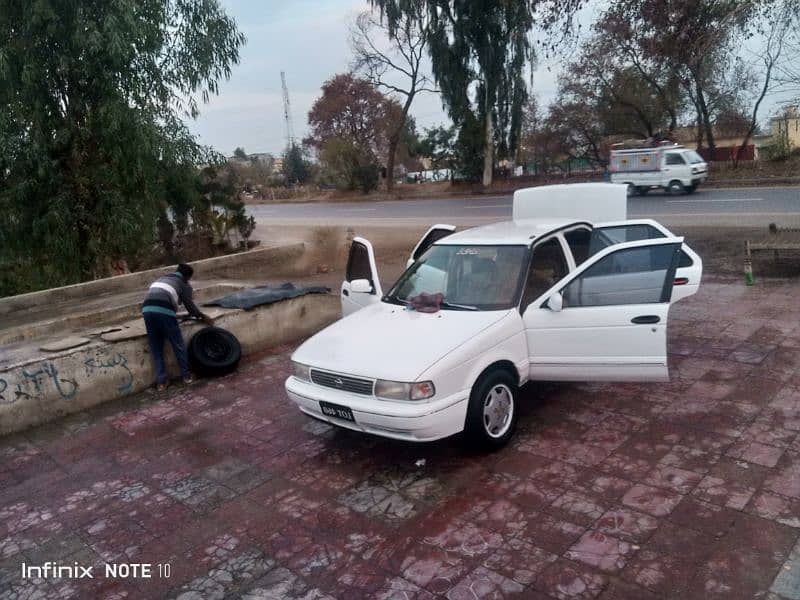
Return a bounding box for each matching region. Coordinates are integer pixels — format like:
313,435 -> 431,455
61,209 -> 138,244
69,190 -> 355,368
562,244 -> 679,307
521,238 -> 568,310
413,228 -> 455,261
346,241 -> 373,286
665,153 -> 685,165
589,224 -> 662,256
564,229 -> 592,265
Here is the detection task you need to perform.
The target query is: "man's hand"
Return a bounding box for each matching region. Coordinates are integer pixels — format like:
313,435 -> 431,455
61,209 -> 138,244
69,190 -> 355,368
200,314 -> 215,326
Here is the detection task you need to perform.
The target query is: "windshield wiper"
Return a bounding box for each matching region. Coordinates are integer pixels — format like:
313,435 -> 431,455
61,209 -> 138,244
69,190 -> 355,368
382,295 -> 408,306
440,301 -> 478,311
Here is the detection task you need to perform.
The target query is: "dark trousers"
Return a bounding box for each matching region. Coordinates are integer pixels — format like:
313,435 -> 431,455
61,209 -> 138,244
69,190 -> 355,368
143,312 -> 190,384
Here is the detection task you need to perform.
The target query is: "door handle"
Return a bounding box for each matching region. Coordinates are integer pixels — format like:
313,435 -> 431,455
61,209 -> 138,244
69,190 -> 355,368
632,315 -> 660,324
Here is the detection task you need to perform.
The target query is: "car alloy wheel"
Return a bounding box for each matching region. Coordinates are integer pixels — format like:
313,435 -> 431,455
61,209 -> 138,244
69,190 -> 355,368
483,383 -> 514,438
465,369 -> 518,449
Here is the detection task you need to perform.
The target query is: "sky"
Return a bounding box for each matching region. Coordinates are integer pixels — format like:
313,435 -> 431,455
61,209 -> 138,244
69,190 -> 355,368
187,0 -> 565,157
187,0 -> 793,158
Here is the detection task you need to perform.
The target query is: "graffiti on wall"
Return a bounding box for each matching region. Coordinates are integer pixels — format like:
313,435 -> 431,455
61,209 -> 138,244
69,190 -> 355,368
0,350 -> 133,405
0,362 -> 78,404
84,351 -> 133,393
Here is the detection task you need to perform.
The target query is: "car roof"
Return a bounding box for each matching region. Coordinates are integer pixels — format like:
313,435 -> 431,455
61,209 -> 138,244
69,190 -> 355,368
435,219 -> 589,246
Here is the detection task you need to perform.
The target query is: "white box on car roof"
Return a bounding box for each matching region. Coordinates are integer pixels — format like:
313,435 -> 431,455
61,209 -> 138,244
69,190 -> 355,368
512,183 -> 627,224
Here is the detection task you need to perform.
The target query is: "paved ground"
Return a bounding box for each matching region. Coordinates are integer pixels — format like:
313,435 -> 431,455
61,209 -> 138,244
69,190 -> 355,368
2,276 -> 800,599
249,186 -> 800,227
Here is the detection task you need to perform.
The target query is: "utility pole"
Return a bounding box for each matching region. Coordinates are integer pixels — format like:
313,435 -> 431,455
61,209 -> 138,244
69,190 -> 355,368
280,71 -> 295,149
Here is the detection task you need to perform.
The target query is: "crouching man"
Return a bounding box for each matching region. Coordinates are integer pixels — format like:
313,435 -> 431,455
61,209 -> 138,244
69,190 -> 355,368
142,263 -> 213,391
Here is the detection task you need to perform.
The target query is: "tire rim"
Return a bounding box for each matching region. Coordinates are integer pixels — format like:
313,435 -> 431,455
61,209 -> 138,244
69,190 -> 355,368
483,384 -> 513,438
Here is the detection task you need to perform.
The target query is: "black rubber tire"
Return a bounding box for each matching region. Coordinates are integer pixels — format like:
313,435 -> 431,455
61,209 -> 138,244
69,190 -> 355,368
626,183 -> 638,197
188,326 -> 241,377
668,180 -> 685,195
637,186 -> 649,196
686,184 -> 697,194
464,370 -> 518,450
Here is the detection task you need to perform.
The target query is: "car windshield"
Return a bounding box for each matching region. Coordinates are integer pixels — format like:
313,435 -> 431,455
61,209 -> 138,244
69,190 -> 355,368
685,150 -> 705,164
384,244 -> 528,311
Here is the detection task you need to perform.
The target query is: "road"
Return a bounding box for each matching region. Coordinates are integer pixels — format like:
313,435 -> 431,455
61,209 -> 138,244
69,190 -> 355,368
250,185 -> 800,227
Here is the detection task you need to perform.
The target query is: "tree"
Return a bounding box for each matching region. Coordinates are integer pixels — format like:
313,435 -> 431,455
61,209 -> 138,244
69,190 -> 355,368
0,0 -> 245,294
351,8 -> 437,190
305,73 -> 400,161
319,138 -> 380,193
233,147 -> 248,160
370,0 -> 583,186
602,0 -> 768,152
282,145 -> 310,185
733,2 -> 791,164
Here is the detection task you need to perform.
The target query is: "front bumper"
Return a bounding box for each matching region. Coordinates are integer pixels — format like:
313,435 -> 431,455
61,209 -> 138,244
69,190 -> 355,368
284,376 -> 468,442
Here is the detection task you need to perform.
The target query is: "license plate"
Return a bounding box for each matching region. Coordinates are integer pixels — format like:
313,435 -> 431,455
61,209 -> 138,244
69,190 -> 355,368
319,401 -> 355,422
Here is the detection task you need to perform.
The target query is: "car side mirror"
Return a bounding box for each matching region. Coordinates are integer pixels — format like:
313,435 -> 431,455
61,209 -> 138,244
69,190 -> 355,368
547,292 -> 563,312
350,278 -> 374,294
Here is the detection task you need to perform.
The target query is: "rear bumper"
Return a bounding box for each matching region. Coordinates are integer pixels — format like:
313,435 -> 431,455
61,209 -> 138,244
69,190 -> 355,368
284,376 -> 468,442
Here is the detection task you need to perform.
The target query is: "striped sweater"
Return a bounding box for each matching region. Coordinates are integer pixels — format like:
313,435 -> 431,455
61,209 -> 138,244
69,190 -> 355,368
142,272 -> 203,318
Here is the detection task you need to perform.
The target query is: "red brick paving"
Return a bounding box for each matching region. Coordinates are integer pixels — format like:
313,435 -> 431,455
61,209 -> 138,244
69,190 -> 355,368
1,278 -> 800,599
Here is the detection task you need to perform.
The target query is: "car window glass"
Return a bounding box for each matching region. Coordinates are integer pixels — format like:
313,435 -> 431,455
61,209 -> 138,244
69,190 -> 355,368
564,229 -> 591,265
388,245 -> 528,310
665,153 -> 686,165
589,224 -> 664,256
562,244 -> 678,307
413,228 -> 454,260
521,238 -> 568,310
346,242 -> 372,284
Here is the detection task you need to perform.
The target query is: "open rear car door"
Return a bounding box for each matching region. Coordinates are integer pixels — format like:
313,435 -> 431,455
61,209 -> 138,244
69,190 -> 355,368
341,237 -> 382,317
407,224 -> 456,267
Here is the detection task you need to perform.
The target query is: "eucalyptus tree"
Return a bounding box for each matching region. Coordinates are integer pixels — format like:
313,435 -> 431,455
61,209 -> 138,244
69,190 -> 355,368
371,0 -> 583,185
0,0 -> 245,294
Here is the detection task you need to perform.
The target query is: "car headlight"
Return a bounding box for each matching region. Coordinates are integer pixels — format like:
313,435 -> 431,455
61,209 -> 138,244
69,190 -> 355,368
375,379 -> 435,401
291,361 -> 311,382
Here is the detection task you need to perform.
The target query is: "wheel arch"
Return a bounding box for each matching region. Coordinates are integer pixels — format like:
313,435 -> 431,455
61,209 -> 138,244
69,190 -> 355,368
472,360 -> 520,389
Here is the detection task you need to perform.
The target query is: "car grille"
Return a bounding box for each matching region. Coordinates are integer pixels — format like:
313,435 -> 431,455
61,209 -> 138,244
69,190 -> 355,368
310,369 -> 374,395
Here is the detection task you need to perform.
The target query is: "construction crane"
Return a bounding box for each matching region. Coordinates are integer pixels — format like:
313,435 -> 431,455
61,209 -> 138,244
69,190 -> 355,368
280,71 -> 295,149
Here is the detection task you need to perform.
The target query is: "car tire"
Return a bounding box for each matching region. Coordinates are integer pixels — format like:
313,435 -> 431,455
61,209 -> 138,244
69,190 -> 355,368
626,183 -> 638,197
686,184 -> 697,194
668,180 -> 685,195
464,370 -> 518,450
637,186 -> 649,196
188,326 -> 242,377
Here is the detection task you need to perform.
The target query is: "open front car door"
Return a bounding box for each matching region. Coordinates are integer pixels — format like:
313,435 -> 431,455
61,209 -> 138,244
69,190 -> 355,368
407,224 -> 456,267
341,237 -> 382,317
524,237 -> 683,382
592,220 -> 702,302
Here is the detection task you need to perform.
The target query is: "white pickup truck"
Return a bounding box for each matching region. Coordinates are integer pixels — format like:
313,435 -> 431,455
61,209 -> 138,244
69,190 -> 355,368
610,145 -> 708,196
285,183 -> 702,448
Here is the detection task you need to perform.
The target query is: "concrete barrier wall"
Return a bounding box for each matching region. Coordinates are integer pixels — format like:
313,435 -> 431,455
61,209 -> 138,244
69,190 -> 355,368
0,243 -> 306,318
0,293 -> 340,436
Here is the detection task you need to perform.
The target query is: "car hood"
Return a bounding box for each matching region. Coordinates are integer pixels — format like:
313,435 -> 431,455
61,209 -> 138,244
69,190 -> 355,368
292,302 -> 512,381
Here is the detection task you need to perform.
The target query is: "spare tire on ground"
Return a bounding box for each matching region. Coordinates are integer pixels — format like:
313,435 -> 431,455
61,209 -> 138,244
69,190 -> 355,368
188,326 -> 242,377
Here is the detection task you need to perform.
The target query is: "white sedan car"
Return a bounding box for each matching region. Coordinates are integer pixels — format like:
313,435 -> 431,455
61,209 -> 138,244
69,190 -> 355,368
285,184 -> 702,448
